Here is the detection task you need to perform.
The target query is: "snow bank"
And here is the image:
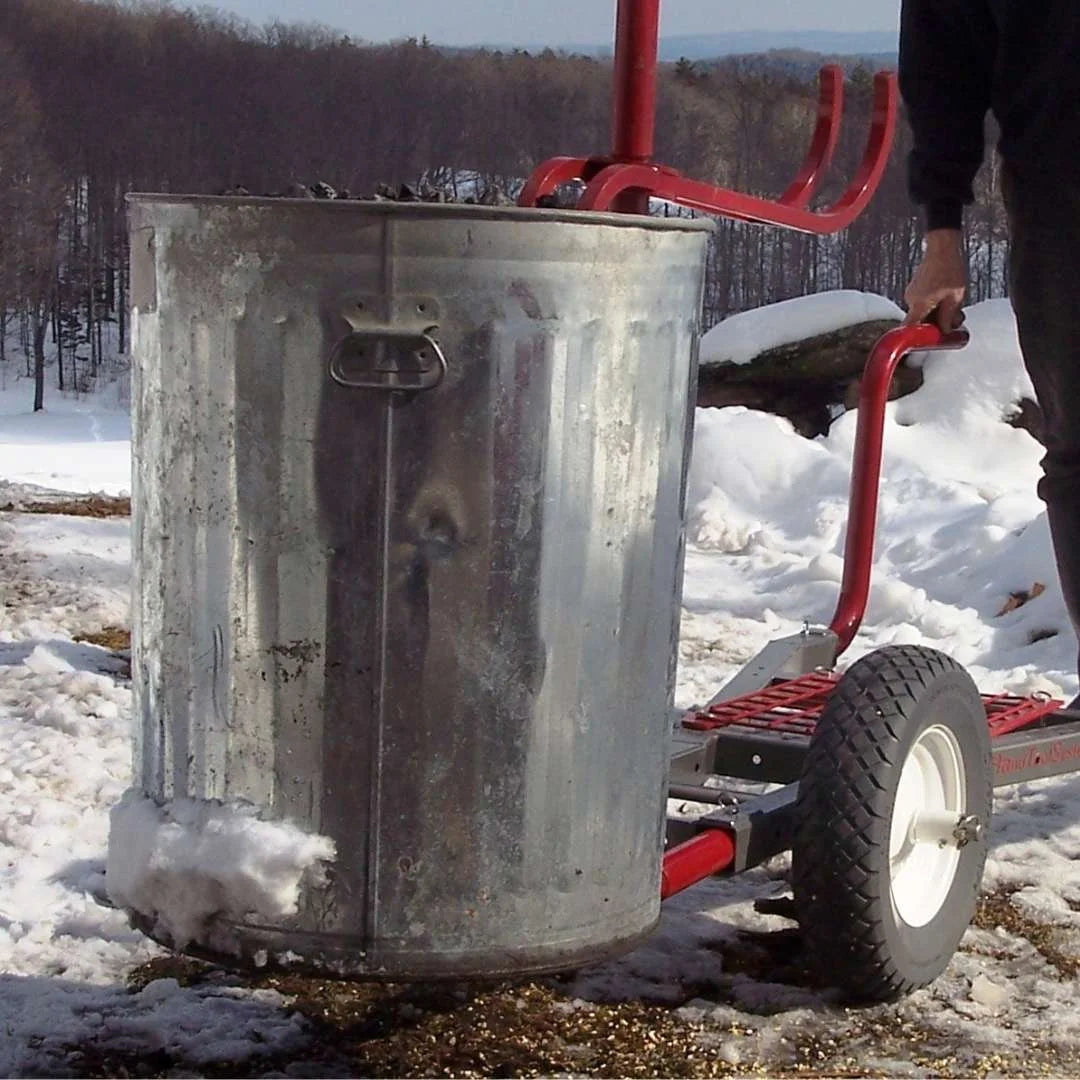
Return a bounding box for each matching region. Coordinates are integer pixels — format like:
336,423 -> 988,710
700,289 -> 903,367
106,790 -> 336,950
681,299 -> 1075,706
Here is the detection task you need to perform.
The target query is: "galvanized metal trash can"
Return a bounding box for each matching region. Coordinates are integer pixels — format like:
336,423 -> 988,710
125,196 -> 711,978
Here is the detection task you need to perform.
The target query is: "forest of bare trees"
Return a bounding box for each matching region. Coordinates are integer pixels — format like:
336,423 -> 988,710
0,0 -> 1006,408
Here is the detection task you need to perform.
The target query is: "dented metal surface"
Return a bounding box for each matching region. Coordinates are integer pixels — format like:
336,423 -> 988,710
128,196 -> 710,979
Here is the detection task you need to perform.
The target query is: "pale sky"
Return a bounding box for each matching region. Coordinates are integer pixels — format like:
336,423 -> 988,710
203,0 -> 901,47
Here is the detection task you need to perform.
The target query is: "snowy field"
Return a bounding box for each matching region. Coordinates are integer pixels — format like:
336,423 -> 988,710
0,372 -> 131,497
2,297 -> 1080,1075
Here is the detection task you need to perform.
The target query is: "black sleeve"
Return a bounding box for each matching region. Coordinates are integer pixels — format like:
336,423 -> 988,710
899,0 -> 995,230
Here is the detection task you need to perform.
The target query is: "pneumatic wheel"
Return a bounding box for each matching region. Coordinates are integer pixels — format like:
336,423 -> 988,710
792,644 -> 992,1002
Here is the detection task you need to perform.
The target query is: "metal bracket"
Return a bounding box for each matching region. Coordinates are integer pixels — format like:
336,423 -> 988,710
664,783 -> 800,878
705,628 -> 838,707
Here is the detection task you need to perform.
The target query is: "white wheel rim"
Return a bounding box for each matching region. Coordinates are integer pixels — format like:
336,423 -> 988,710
888,724 -> 966,928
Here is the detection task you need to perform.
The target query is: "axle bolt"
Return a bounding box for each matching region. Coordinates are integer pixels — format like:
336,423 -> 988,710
952,815 -> 983,849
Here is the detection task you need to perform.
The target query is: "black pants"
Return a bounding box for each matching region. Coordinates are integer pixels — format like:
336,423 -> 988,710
1003,166 -> 1080,673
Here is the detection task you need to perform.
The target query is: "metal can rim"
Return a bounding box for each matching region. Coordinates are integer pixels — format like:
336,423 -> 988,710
126,191 -> 716,234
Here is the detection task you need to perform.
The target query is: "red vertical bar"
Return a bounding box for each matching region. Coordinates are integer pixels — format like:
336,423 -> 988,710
610,0 -> 660,213
612,0 -> 660,160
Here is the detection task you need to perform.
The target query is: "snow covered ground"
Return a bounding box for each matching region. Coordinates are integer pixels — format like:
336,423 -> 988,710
0,376 -> 313,1074
0,375 -> 131,498
2,296 -> 1080,1075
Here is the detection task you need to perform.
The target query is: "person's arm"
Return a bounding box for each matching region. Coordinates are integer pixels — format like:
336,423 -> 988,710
899,0 -> 995,328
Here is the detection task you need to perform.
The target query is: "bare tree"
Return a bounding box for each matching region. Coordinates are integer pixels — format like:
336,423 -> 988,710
0,35 -> 63,409
0,0 -> 1007,370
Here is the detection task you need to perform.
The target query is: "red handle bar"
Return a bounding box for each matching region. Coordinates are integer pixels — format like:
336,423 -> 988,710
828,324 -> 970,654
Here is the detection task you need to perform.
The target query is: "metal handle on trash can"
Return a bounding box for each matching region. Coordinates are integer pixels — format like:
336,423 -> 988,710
329,328 -> 447,391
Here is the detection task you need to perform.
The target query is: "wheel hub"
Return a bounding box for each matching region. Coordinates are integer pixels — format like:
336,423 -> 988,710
888,724 -> 967,928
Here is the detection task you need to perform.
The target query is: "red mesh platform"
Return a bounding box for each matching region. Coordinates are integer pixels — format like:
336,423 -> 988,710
683,673 -> 1063,741
982,692 -> 1066,737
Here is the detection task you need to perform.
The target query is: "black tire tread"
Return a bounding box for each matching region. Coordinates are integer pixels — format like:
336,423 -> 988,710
792,644 -> 990,1002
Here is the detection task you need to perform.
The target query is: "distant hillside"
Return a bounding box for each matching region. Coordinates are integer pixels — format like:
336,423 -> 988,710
657,30 -> 897,61
479,29 -> 898,61
702,48 -> 899,79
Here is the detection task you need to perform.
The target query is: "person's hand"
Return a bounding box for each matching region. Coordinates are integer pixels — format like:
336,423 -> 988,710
903,229 -> 967,331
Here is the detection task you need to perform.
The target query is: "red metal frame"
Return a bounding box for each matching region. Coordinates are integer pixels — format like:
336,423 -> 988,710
612,0 -> 660,164
682,672 -> 1063,741
828,324 -> 969,652
661,673 -> 1065,899
518,0 -> 896,232
983,693 -> 1068,738
661,829 -> 736,899
779,66 -> 844,209
683,672 -> 838,736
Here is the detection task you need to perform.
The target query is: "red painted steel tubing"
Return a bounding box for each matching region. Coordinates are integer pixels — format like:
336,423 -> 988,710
660,829 -> 737,899
519,65 -> 845,214
609,0 -> 660,214
517,156 -> 593,208
578,71 -> 897,232
779,65 -> 844,209
612,0 -> 660,163
518,32 -> 893,228
815,71 -> 896,221
828,325 -> 969,654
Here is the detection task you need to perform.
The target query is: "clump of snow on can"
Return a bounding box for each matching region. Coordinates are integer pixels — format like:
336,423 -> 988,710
105,788 -> 336,949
